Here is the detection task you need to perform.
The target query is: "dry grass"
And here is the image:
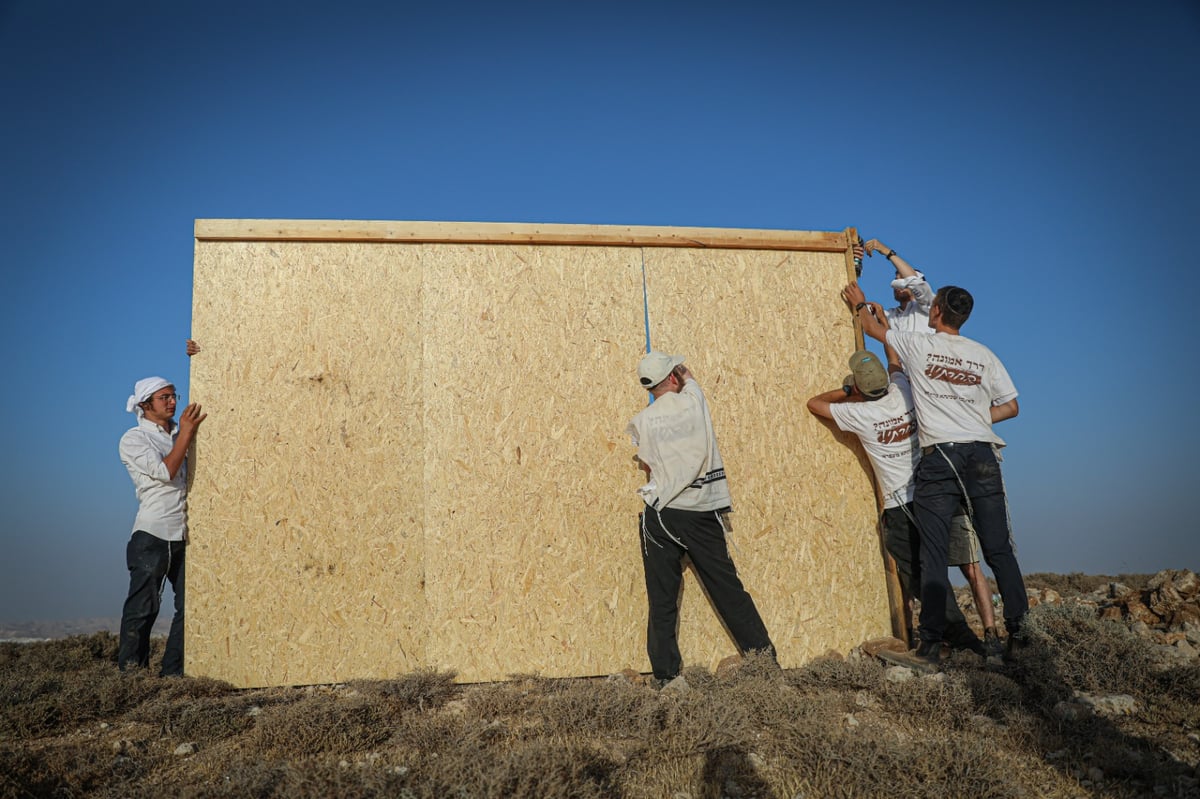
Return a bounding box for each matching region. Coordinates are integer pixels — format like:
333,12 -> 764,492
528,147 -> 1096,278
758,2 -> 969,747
2,580 -> 1199,799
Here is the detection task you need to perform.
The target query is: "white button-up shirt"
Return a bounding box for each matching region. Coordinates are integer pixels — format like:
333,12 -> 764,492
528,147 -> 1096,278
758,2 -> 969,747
119,418 -> 188,541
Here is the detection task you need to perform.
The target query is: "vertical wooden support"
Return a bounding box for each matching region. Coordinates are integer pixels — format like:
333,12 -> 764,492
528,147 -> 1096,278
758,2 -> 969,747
843,226 -> 910,645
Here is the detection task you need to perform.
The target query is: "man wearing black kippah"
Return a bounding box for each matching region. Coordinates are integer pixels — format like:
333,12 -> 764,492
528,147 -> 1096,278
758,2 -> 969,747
843,282 -> 1029,670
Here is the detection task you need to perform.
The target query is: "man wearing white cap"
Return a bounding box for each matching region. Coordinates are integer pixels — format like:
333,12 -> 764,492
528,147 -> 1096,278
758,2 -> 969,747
118,345 -> 206,675
626,351 -> 774,684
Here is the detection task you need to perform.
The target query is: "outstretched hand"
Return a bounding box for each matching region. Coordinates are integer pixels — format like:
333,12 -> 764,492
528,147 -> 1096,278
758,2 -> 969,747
186,339 -> 201,357
841,282 -> 867,309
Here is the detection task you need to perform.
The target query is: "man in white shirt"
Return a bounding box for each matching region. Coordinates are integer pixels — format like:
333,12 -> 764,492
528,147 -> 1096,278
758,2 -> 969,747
118,346 -> 206,675
844,283 -> 1028,668
626,351 -> 774,684
807,344 -> 1002,664
860,238 -> 935,334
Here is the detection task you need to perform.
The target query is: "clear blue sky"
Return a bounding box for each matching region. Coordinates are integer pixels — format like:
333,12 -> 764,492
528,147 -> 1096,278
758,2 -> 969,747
2,1 -> 1197,622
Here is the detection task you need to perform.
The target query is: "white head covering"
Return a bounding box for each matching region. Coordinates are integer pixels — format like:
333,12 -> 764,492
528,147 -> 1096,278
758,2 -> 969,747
890,270 -> 926,293
127,376 -> 171,416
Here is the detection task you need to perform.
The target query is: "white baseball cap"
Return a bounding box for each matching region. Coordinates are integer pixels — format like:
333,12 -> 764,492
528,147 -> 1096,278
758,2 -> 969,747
637,351 -> 685,388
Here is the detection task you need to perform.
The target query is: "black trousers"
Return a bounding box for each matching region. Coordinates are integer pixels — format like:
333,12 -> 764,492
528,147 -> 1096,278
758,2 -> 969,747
881,504 -> 981,650
913,442 -> 1027,645
640,506 -> 774,680
118,531 -> 186,675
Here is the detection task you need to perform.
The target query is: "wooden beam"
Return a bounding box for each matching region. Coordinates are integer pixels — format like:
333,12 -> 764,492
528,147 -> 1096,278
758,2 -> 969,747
194,219 -> 850,252
844,225 -> 910,645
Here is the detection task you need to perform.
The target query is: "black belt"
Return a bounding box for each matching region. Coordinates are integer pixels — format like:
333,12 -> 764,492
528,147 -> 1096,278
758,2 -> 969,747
922,441 -> 980,455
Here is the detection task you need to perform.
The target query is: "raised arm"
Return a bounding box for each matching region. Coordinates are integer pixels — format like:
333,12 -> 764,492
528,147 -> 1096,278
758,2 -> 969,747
864,239 -> 919,281
807,382 -> 859,420
162,403 -> 207,479
842,282 -> 888,344
872,304 -> 905,373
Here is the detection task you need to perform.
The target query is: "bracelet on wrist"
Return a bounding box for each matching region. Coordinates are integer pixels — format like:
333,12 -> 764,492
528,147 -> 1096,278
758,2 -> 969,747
885,250 -> 898,260
854,302 -> 867,312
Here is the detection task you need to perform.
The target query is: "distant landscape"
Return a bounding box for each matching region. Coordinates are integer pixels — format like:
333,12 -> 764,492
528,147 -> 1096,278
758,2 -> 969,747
0,616 -> 170,642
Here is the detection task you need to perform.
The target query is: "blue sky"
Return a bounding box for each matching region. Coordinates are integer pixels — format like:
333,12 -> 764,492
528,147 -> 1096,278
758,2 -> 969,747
1,1 -> 1197,622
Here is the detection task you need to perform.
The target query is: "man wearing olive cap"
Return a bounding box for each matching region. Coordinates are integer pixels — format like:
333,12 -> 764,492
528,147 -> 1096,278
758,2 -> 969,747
117,341 -> 206,675
844,283 -> 1028,668
807,345 -> 997,664
626,351 -> 774,683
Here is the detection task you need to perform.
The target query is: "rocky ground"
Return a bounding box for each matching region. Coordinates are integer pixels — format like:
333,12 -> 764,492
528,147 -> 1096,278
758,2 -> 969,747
2,570 -> 1198,798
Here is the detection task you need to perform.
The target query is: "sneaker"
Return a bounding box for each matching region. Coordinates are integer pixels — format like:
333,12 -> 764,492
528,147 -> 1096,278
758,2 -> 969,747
983,627 -> 1005,661
877,641 -> 941,675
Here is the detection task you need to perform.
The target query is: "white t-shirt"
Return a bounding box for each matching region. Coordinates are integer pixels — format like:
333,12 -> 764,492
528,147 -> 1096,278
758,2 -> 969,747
886,330 -> 1018,448
626,379 -> 731,512
829,373 -> 920,508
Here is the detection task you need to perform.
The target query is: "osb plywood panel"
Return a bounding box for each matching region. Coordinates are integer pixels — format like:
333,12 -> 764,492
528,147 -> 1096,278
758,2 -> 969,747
420,244 -> 648,680
644,248 -> 890,667
187,222 -> 889,687
189,241 -> 426,687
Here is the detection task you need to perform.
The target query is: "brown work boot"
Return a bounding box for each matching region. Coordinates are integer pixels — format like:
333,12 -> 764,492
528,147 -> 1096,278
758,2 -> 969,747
877,640 -> 941,675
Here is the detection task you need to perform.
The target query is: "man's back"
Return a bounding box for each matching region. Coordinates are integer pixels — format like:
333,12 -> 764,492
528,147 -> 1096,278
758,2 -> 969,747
828,373 -> 920,508
886,330 -> 1017,448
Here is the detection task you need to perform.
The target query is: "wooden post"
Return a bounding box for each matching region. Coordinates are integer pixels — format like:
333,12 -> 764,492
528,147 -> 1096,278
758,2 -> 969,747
843,226 -> 910,645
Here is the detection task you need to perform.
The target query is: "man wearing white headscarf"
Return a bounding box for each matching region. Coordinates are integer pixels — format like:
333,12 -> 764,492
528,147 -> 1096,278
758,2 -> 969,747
861,238 -> 935,333
117,341 -> 206,675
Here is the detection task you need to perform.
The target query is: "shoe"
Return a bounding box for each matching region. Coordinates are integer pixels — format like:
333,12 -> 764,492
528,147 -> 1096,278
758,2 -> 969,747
983,627 -> 1005,660
943,621 -> 985,657
955,636 -> 986,658
877,641 -> 941,675
1004,631 -> 1029,662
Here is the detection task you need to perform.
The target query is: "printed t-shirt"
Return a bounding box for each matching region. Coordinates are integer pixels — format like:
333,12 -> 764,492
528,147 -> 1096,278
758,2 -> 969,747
829,373 -> 920,508
886,330 -> 1017,448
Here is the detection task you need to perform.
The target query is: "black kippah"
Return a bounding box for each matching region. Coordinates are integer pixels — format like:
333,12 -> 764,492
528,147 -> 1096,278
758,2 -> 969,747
944,287 -> 974,315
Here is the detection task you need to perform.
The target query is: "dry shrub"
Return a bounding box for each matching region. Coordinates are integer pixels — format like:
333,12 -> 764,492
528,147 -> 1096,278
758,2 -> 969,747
249,695 -> 395,757
0,633 -> 135,738
0,736 -> 162,799
528,680 -> 657,739
879,674 -> 976,729
787,653 -> 883,692
0,670 -> 64,738
463,677 -> 544,725
628,690 -> 753,757
136,691 -> 259,743
182,740 -> 621,799
346,669 -> 458,711
962,670 -> 1023,719
763,712 -> 1035,799
1016,603 -> 1160,704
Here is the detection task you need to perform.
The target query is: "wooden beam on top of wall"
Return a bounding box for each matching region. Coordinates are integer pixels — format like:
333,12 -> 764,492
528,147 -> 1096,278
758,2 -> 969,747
194,219 -> 850,253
